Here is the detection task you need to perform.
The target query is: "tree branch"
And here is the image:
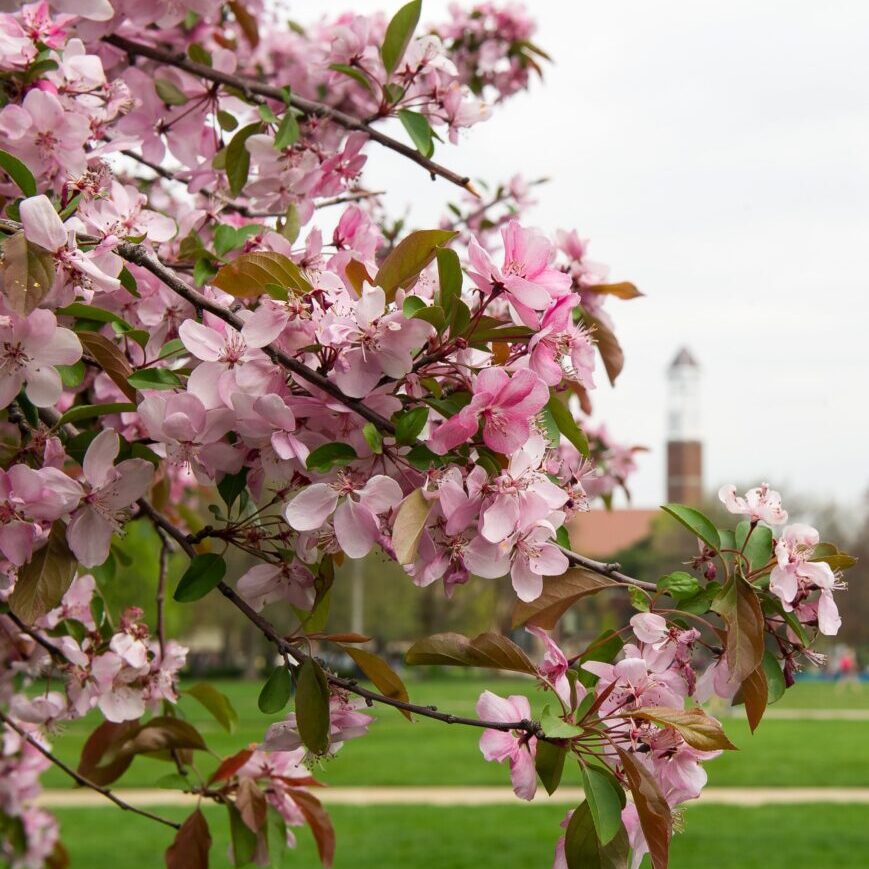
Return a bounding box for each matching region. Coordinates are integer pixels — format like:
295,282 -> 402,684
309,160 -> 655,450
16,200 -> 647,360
103,34 -> 477,195
0,710 -> 181,830
559,546 -> 657,591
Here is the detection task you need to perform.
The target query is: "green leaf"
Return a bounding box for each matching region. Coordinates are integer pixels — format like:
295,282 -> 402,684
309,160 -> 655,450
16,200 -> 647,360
56,361 -> 85,388
0,149 -> 37,197
127,368 -> 182,390
217,110 -> 239,132
119,266 -> 139,296
0,231 -> 56,316
306,442 -> 358,473
535,740 -> 566,795
227,803 -> 257,866
629,585 -> 651,612
398,109 -> 434,157
564,800 -> 629,869
362,422 -> 383,454
58,402 -> 136,426
174,554 -> 227,603
582,764 -> 626,845
218,468 -> 249,512
736,521 -> 773,572
763,649 -> 786,704
402,296 -> 427,318
435,247 -> 462,315
57,302 -> 130,329
375,229 -> 458,300
187,43 -> 213,66
656,571 -> 701,600
212,251 -> 312,298
8,522 -> 77,624
328,63 -> 374,93
185,683 -> 239,734
295,658 -> 331,755
546,396 -> 588,457
380,0 -> 422,75
274,111 -> 301,150
394,407 -> 428,445
661,503 -> 721,551
155,78 -> 189,106
258,666 -> 293,714
226,122 -> 261,197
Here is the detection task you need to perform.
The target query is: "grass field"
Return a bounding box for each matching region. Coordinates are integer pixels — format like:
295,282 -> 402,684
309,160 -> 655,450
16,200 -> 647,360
52,803 -> 869,869
40,677 -> 869,790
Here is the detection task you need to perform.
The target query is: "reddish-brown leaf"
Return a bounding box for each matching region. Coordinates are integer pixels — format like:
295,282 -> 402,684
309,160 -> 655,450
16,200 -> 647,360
287,788 -> 335,867
405,631 -> 536,675
586,315 -> 624,385
585,281 -> 643,300
340,645 -> 412,720
77,719 -> 141,786
78,331 -> 136,401
116,716 -> 207,759
165,809 -> 211,869
512,569 -> 618,629
617,749 -> 672,869
740,663 -> 768,732
712,577 -> 765,684
236,777 -> 268,833
628,707 -> 738,751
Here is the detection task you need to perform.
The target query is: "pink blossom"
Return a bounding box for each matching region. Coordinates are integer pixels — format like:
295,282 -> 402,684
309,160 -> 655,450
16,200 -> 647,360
0,309 -> 81,410
771,524 -> 842,636
527,626 -> 578,708
528,296 -> 595,387
467,220 -> 570,320
66,429 -> 155,567
39,573 -> 97,630
237,561 -> 316,611
718,482 -> 788,526
428,367 -> 548,455
284,474 -> 402,559
476,690 -> 537,800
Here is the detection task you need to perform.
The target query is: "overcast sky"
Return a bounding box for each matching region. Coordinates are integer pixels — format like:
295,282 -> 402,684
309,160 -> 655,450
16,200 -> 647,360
324,1 -> 869,509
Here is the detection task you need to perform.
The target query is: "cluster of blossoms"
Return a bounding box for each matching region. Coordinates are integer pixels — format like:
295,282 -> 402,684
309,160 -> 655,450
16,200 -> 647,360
0,2 -> 852,868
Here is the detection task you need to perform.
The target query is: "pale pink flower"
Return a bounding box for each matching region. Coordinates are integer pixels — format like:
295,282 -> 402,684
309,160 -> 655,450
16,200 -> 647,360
0,309 -> 81,409
771,523 -> 842,636
284,474 -> 402,559
66,429 -> 154,567
237,561 -> 316,611
476,690 -> 537,800
428,367 -> 548,455
39,573 -> 97,630
718,482 -> 788,526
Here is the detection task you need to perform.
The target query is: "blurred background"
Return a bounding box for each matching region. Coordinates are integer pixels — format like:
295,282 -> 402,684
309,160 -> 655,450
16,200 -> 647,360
56,2 -> 869,867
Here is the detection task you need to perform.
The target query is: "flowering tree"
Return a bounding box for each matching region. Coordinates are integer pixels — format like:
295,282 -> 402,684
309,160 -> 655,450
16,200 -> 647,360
0,2 -> 855,868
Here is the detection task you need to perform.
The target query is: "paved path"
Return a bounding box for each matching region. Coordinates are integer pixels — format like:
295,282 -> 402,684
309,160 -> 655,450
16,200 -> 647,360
36,786 -> 869,809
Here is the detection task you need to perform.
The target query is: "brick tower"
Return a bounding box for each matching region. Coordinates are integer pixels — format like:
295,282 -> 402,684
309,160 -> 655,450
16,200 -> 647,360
666,347 -> 703,505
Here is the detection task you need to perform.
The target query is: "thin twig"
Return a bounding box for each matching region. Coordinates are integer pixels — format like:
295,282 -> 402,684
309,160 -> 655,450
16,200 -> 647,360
0,710 -> 181,830
154,524 -> 171,655
103,34 -> 477,195
559,545 -> 657,591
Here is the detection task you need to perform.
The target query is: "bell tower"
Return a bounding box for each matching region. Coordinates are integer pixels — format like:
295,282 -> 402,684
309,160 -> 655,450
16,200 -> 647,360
666,347 -> 703,505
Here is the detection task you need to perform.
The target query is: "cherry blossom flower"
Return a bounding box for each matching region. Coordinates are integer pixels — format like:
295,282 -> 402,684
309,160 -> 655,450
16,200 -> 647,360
0,309 -> 81,410
770,523 -> 842,636
718,482 -> 788,526
476,690 -> 537,800
66,428 -> 155,567
284,474 -> 402,559
237,561 -> 316,611
428,367 -> 548,455
527,626 -> 578,708
528,295 -> 596,387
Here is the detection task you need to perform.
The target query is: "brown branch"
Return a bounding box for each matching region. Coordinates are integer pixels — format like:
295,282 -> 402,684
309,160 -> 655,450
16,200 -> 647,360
558,545 -> 657,591
0,710 -> 181,830
103,34 -> 477,195
154,524 -> 171,655
5,612 -> 68,663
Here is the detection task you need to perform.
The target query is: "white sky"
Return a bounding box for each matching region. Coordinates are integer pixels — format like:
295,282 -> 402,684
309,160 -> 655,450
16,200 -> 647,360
320,1 -> 869,509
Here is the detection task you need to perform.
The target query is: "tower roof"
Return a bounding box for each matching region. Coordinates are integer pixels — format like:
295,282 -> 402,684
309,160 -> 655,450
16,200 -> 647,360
669,346 -> 699,370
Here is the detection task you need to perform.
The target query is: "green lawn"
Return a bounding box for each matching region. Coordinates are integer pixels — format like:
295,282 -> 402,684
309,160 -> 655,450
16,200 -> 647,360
52,803 -> 869,869
40,677 -> 869,790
